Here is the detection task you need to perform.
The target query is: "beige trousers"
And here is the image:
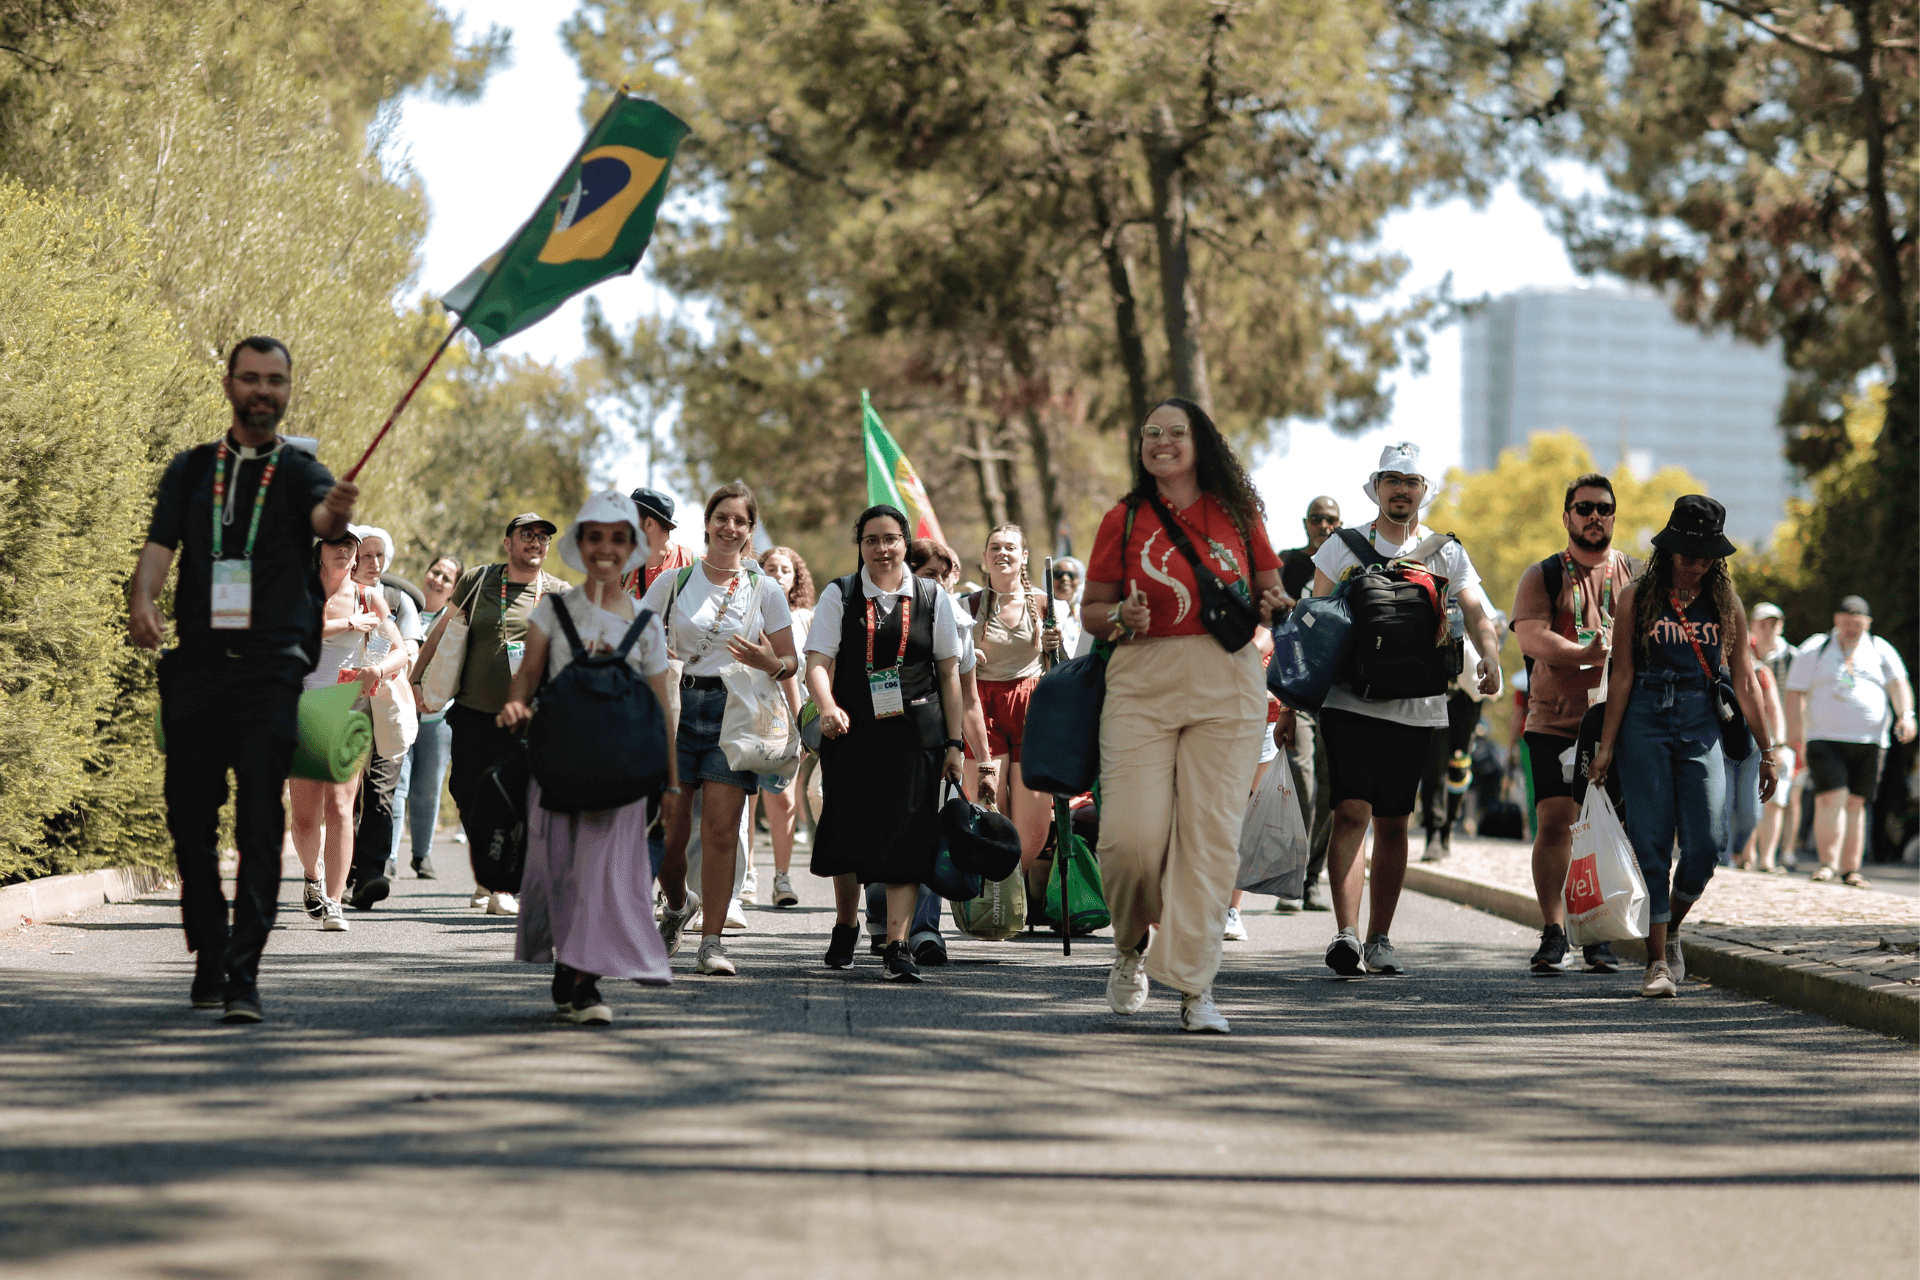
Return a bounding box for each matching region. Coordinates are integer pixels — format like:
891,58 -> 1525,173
1097,634 -> 1266,995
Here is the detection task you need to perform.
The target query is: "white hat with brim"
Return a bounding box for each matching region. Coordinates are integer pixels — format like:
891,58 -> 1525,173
558,490 -> 646,575
1364,441 -> 1435,510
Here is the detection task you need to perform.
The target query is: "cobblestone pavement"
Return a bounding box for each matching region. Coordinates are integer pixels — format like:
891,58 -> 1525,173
1427,836 -> 1920,986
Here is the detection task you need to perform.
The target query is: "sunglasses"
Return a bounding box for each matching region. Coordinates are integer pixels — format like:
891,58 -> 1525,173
1570,501 -> 1616,517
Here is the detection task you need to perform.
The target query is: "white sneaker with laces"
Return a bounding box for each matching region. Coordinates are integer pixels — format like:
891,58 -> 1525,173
696,936 -> 737,975
1221,907 -> 1248,942
469,889 -> 489,909
1664,936 -> 1685,984
486,892 -> 519,916
1363,934 -> 1404,975
1106,945 -> 1150,1015
659,892 -> 698,957
1180,989 -> 1230,1034
739,867 -> 758,906
321,900 -> 349,932
772,872 -> 799,907
723,898 -> 749,932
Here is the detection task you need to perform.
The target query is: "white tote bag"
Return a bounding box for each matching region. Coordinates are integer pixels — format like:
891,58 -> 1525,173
1564,788 -> 1650,945
1235,757 -> 1310,898
418,571 -> 490,713
717,580 -> 800,778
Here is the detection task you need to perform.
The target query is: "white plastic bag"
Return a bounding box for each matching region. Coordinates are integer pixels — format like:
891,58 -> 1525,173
1564,788 -> 1649,945
1236,757 -> 1309,898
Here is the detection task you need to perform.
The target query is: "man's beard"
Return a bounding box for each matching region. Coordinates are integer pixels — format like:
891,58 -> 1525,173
1572,524 -> 1612,551
237,398 -> 285,432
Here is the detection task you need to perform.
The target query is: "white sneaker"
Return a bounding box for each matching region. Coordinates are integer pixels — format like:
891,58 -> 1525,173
1180,989 -> 1230,1034
772,872 -> 799,907
1639,960 -> 1678,998
486,892 -> 519,916
1664,936 -> 1686,985
659,892 -> 698,957
1106,945 -> 1150,1015
321,900 -> 349,932
723,898 -> 748,932
1221,907 -> 1248,942
696,936 -> 737,975
1363,934 -> 1404,976
739,867 -> 758,905
469,889 -> 489,909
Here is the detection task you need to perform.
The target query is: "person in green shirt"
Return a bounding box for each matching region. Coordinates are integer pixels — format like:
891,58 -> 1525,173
416,512 -> 570,915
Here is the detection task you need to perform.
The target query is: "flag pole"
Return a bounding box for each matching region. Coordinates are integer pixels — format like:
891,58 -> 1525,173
343,321 -> 463,482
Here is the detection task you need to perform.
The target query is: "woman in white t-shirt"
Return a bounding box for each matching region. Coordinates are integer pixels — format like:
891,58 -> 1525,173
637,482 -> 798,976
497,491 -> 678,1024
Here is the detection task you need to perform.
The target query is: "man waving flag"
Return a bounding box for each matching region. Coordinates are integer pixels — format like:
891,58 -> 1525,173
862,390 -> 946,544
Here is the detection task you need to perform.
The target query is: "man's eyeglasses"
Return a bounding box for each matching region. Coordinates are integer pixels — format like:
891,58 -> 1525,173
1141,424 -> 1192,441
1570,501 -> 1616,517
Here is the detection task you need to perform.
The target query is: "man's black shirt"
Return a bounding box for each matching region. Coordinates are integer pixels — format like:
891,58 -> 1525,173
146,435 -> 337,667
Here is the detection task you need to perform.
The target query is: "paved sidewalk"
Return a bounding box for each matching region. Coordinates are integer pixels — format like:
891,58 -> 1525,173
1404,837 -> 1920,1040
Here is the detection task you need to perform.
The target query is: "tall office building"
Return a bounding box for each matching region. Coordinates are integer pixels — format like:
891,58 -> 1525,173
1461,286 -> 1792,546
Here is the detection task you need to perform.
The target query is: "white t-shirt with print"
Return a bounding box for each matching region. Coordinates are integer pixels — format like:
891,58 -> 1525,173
804,568 -> 963,663
530,591 -> 670,681
1311,523 -> 1483,729
637,561 -> 795,677
1787,632 -> 1909,747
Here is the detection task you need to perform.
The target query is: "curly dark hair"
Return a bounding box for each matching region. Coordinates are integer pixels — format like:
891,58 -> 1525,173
1124,396 -> 1266,541
764,545 -> 815,609
1631,548 -> 1740,668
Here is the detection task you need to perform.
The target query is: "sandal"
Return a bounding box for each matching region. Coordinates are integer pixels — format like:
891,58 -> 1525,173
1809,866 -> 1835,882
1842,871 -> 1872,889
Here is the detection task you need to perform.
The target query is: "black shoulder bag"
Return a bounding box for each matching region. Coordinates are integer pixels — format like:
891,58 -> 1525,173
1145,495 -> 1260,653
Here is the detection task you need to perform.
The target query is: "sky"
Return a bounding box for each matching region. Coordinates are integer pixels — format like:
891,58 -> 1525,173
396,3 -> 1595,553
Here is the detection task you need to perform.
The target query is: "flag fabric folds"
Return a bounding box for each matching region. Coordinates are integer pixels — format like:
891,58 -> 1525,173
443,95 -> 690,347
862,390 -> 946,545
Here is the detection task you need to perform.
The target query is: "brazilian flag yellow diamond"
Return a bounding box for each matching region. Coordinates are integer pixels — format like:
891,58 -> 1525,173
444,96 -> 690,347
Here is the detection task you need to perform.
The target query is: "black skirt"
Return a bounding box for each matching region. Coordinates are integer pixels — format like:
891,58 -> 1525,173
809,706 -> 944,886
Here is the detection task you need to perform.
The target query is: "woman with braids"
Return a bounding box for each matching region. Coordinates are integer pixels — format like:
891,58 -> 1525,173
755,546 -> 815,908
1589,496 -> 1778,999
1080,397 -> 1285,1034
966,525 -> 1066,907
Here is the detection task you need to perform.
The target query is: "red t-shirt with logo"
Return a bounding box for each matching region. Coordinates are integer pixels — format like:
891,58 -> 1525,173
1087,493 -> 1278,640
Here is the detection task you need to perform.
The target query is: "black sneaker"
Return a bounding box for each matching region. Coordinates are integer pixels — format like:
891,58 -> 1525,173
221,995 -> 264,1024
345,875 -> 390,911
1530,924 -> 1570,973
913,936 -> 948,967
824,923 -> 858,970
1583,943 -> 1620,974
412,857 -> 437,880
883,940 -> 923,983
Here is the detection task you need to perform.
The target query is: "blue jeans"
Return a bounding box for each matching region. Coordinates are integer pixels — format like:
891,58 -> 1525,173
406,716 -> 453,864
1617,672 -> 1727,924
866,881 -> 944,950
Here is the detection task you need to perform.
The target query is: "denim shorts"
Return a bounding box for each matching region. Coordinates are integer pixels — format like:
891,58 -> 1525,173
677,683 -> 760,793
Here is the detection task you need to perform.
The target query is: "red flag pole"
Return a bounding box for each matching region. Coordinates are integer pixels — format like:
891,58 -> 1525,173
343,322 -> 464,482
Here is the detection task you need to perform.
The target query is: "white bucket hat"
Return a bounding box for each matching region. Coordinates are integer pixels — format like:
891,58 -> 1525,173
1364,441 -> 1434,510
557,490 -> 646,575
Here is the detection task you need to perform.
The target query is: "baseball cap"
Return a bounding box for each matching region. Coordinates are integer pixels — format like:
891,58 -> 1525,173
1837,595 -> 1871,616
629,487 -> 677,528
503,512 -> 557,538
1750,602 -> 1784,623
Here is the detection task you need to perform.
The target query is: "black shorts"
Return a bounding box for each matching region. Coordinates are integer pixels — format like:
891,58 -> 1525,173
1321,707 -> 1430,818
1524,732 -> 1578,804
1805,740 -> 1886,799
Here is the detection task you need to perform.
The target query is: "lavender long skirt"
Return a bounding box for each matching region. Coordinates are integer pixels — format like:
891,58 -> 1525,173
515,779 -> 672,985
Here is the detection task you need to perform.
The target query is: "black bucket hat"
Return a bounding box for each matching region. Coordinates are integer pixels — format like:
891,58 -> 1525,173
1651,495 -> 1736,560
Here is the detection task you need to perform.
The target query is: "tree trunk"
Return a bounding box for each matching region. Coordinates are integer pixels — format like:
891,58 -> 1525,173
1144,117 -> 1211,412
1089,177 -> 1151,429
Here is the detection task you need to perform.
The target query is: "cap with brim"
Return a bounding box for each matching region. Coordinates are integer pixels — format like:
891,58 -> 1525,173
504,512 -> 557,538
1750,602 -> 1785,622
1364,441 -> 1434,510
629,487 -> 677,529
1650,494 -> 1736,559
1837,595 -> 1871,616
558,490 -> 646,575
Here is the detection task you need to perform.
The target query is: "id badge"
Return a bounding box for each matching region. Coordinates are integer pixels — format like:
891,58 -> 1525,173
210,560 -> 251,630
868,669 -> 905,719
506,640 -> 527,677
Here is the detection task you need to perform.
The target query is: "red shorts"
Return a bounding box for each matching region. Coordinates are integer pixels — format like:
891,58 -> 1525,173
977,676 -> 1038,762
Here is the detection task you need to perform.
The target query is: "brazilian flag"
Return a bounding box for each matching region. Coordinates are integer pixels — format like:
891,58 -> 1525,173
443,94 -> 690,347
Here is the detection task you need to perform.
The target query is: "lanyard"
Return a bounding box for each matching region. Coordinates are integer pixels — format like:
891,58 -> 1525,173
1565,551 -> 1614,629
211,438 -> 281,560
500,567 -> 543,616
864,592 -> 912,672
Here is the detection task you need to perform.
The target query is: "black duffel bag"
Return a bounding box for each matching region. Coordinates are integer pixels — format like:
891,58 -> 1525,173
527,603 -> 669,813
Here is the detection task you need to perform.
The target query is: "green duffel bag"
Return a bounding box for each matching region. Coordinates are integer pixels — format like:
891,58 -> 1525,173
950,867 -> 1026,942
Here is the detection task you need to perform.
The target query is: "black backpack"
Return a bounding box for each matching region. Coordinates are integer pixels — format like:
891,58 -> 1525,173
526,600 -> 669,813
1336,527 -> 1465,701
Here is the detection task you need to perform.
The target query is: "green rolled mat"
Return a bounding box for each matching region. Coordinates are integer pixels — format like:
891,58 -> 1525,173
291,682 -> 374,782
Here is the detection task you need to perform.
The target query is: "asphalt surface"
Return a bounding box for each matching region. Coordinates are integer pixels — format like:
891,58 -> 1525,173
2,833 -> 1915,1279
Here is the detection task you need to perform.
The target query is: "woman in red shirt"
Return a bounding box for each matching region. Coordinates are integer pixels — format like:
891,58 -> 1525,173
1081,397 -> 1284,1034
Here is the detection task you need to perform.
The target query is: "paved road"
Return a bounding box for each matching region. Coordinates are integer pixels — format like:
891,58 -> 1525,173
2,834 -> 1914,1279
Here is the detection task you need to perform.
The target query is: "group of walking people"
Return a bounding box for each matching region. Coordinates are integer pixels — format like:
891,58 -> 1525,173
135,334 -> 1913,1030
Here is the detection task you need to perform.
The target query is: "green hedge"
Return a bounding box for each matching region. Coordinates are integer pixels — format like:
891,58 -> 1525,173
0,181 -> 216,883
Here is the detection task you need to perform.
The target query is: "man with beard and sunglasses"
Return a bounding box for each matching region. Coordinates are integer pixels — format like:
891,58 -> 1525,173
1511,473 -> 1640,973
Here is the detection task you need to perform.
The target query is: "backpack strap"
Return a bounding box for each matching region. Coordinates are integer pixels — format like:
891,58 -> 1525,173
1334,526 -> 1388,570
613,608 -> 657,662
547,592 -> 588,658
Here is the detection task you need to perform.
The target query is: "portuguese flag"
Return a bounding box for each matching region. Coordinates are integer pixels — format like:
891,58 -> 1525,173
862,390 -> 945,544
443,94 -> 690,347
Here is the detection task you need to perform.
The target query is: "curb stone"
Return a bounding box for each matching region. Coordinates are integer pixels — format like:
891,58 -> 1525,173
1403,864 -> 1920,1044
1,864 -> 174,932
